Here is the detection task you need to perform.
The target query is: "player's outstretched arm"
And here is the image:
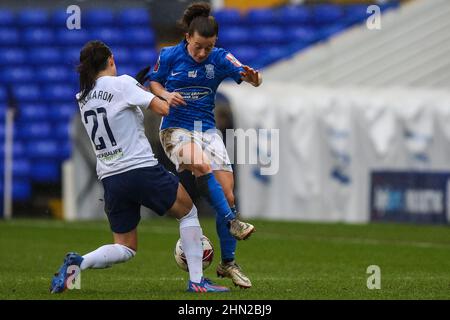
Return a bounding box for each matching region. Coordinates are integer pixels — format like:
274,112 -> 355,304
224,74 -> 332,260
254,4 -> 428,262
240,65 -> 262,87
149,96 -> 170,116
149,81 -> 187,107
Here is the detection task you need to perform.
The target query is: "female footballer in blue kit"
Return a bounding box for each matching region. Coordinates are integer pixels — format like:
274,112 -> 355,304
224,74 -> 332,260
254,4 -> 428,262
147,2 -> 262,289
49,40 -> 229,293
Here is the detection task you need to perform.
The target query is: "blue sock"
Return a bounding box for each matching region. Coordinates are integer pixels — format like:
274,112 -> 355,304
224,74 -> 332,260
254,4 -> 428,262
216,206 -> 238,263
197,173 -> 235,222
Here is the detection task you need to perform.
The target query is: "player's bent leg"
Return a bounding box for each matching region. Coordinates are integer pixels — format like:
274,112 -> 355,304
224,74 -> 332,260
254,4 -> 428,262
167,183 -> 229,292
50,232 -> 137,294
113,229 -> 138,252
179,143 -> 235,221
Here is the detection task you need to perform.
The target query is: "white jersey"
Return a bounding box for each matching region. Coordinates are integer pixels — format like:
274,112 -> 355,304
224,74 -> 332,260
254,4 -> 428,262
76,75 -> 158,180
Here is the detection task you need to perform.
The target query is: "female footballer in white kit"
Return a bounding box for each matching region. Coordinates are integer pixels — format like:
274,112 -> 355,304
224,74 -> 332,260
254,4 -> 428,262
49,40 -> 229,293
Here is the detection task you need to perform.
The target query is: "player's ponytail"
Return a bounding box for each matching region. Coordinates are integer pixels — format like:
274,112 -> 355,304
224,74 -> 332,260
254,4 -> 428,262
179,2 -> 218,37
77,40 -> 112,102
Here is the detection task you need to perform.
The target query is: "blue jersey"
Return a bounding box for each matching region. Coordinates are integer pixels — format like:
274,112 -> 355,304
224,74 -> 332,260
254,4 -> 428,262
149,40 -> 244,131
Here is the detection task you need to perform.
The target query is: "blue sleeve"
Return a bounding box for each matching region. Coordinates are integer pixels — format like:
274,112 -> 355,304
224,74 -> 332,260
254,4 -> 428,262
149,47 -> 172,85
218,49 -> 244,84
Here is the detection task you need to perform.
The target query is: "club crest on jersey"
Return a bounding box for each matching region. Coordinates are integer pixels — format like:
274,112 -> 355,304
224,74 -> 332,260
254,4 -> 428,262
226,53 -> 242,67
188,70 -> 197,78
153,56 -> 160,72
205,64 -> 215,79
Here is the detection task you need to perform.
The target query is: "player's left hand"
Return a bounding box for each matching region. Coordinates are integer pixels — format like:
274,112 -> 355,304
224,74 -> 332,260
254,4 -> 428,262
240,65 -> 262,87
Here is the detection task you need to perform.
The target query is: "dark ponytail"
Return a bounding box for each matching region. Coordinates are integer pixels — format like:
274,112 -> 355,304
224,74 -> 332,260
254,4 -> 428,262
178,2 -> 218,37
77,40 -> 112,102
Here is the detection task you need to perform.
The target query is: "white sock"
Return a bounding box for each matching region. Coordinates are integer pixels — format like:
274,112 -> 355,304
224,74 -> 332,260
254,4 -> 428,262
179,205 -> 203,283
80,244 -> 136,270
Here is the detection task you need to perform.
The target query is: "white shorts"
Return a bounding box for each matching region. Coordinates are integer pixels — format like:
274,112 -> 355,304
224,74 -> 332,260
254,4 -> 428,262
159,128 -> 233,173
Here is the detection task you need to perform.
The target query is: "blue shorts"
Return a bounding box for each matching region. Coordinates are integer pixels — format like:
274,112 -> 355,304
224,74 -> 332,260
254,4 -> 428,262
101,164 -> 179,233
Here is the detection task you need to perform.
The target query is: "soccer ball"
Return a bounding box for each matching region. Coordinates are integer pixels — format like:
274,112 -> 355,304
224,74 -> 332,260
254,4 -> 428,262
174,235 -> 214,272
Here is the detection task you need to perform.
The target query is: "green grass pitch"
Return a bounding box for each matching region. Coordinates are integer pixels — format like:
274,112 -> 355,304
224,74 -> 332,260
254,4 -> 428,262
0,218 -> 449,300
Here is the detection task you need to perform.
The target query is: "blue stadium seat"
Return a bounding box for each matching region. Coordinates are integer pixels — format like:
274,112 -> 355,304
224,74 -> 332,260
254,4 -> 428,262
285,41 -> 310,56
50,9 -> 71,26
319,23 -> 346,40
110,47 -> 132,65
60,141 -> 72,160
343,5 -> 369,26
28,47 -> 63,65
227,46 -> 259,65
217,27 -> 250,46
44,85 -> 75,102
31,160 -> 60,182
313,4 -> 343,25
287,27 -> 319,44
0,88 -> 6,102
84,9 -> 115,26
0,67 -> 35,84
0,124 -> 4,139
18,9 -> 49,27
22,28 -> 55,45
380,1 -> 400,11
27,140 -> 58,159
0,179 -> 32,201
13,179 -> 32,201
49,103 -> 77,122
0,159 -> 31,179
214,8 -> 243,26
63,47 -> 81,66
56,29 -> 89,46
251,27 -> 286,46
19,103 -> 50,121
0,28 -> 20,46
0,141 -> 25,158
16,122 -> 52,140
60,142 -> 71,160
122,28 -> 155,46
245,8 -> 277,26
117,8 -> 151,25
90,28 -> 123,46
132,48 -> 158,66
13,159 -> 31,178
56,123 -> 70,141
255,46 -> 288,66
37,66 -> 72,83
277,6 -> 311,26
13,85 -> 41,102
117,64 -> 138,77
0,10 -> 15,27
0,48 -> 26,65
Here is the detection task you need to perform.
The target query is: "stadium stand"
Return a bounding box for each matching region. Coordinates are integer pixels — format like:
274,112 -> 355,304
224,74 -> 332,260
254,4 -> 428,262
264,0 -> 450,87
0,7 -> 157,207
0,1 -> 401,212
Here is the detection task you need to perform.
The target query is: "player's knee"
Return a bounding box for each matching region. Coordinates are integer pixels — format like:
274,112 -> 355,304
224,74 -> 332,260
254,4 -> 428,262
112,243 -> 137,264
115,243 -> 137,256
179,205 -> 200,229
192,163 -> 211,176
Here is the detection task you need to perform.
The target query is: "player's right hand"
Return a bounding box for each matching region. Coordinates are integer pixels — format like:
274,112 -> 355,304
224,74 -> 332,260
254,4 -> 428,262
163,92 -> 187,107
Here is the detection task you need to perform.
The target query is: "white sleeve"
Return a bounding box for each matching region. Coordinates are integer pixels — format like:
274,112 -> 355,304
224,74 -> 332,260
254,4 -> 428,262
120,75 -> 156,108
